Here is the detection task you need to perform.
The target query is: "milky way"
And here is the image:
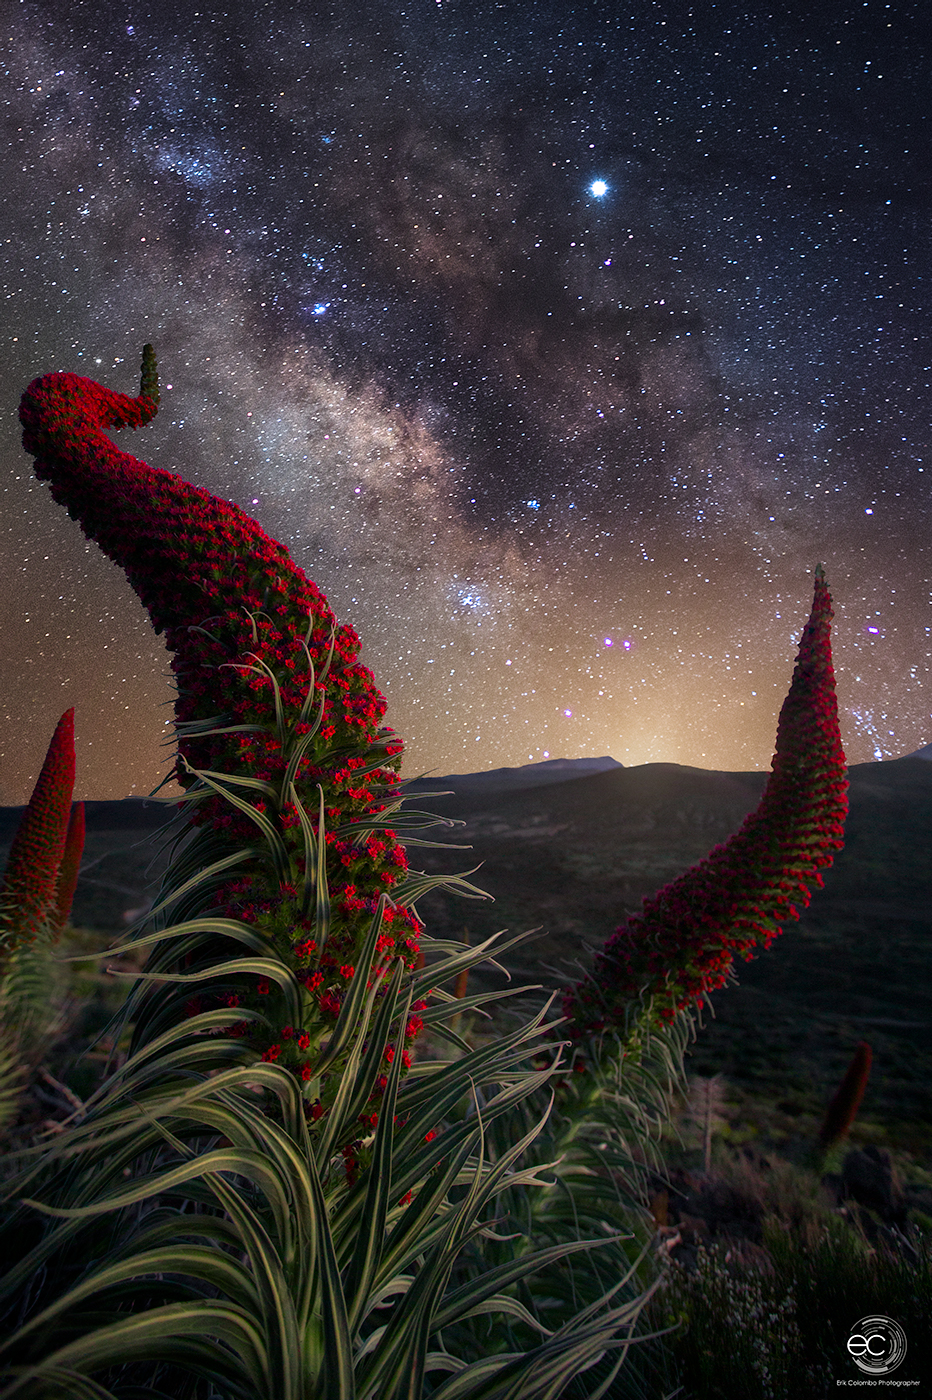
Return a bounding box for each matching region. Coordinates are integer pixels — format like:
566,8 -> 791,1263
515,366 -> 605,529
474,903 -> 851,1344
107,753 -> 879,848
1,0 -> 930,802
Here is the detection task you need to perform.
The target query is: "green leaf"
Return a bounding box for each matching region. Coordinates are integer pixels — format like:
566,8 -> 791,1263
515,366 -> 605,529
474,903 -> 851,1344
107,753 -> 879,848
129,849 -> 264,925
343,976 -> 411,1333
312,899 -> 395,1079
287,782 -> 318,920
175,761 -> 290,885
222,653 -> 286,741
304,1134 -> 356,1400
86,914 -> 272,963
0,1301 -> 269,1397
389,869 -> 491,911
105,954 -> 302,1030
281,695 -> 327,797
409,928 -> 548,997
419,984 -> 540,1026
323,959 -> 407,1163
314,785 -> 331,953
7,1367 -> 122,1399
0,1245 -> 260,1359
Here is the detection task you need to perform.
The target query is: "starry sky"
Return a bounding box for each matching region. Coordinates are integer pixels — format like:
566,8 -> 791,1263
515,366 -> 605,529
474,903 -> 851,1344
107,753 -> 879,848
1,0 -> 930,803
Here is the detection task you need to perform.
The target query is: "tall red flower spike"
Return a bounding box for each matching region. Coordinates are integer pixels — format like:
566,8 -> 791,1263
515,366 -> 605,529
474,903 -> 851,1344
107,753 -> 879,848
19,349 -> 421,1071
0,710 -> 77,961
565,567 -> 849,1033
51,801 -> 85,942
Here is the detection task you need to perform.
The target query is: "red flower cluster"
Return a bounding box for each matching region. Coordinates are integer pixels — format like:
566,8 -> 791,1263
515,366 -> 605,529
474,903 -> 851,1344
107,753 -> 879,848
19,354 -> 393,786
19,348 -> 422,1077
0,709 -> 83,959
565,568 -> 849,1033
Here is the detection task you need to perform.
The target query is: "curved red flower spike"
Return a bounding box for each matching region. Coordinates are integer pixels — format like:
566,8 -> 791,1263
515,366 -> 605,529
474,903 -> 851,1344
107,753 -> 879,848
19,350 -> 420,1074
19,348 -> 391,785
0,709 -> 76,959
565,566 -> 849,1033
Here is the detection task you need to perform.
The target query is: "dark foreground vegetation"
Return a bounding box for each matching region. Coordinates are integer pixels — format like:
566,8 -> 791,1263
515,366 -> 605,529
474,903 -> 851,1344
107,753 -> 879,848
3,751 -> 930,1396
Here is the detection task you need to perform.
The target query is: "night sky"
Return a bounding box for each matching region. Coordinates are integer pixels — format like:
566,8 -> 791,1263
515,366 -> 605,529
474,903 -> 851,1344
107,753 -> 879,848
2,0 -> 930,804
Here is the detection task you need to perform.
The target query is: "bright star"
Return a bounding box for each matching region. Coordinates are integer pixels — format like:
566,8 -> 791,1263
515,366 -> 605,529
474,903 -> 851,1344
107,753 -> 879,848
590,180 -> 608,197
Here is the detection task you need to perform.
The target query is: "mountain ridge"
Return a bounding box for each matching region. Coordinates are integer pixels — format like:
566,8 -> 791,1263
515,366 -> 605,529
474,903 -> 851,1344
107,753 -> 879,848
1,753 -> 930,1131
1,750 -> 929,833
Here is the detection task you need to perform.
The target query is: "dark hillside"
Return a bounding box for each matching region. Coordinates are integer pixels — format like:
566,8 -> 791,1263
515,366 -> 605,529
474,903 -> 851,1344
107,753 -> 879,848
409,757 -> 932,1139
2,757 -> 930,1138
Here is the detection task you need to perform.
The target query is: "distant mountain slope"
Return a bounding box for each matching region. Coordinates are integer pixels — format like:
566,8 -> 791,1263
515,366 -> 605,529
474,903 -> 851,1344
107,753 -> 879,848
0,797 -> 169,842
409,755 -> 932,1132
2,756 -> 930,1129
406,754 -> 623,796
2,754 -> 931,934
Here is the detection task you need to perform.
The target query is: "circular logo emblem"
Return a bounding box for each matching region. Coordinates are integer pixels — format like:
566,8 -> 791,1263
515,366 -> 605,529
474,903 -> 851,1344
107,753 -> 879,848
846,1315 -> 908,1375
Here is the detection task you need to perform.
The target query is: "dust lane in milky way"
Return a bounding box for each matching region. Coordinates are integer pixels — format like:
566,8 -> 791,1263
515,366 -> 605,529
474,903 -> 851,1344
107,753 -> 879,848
1,0 -> 929,801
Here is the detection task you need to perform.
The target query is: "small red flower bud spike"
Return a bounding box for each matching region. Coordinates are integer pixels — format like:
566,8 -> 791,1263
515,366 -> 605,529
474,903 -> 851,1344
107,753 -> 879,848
0,709 -> 76,964
818,1040 -> 872,1154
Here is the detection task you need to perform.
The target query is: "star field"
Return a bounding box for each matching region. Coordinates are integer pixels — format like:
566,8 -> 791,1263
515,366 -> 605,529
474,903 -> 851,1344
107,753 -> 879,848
1,0 -> 930,802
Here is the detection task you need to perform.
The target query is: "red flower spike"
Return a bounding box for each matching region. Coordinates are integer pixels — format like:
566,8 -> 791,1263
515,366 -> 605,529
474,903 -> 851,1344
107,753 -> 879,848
565,567 -> 849,1034
18,350 -> 397,802
0,709 -> 76,960
51,801 -> 85,942
19,349 -> 431,1084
